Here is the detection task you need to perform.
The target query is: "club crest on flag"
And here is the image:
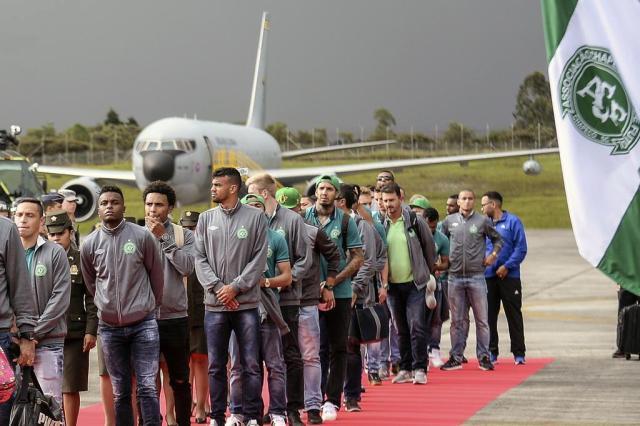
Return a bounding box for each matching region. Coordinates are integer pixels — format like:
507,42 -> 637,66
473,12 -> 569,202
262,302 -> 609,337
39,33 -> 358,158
559,46 -> 640,155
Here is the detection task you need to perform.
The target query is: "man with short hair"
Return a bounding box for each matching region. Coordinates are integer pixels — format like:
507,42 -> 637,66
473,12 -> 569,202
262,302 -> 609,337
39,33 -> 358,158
375,170 -> 395,191
381,184 -> 436,385
304,175 -> 363,422
440,190 -> 502,372
358,186 -> 373,209
194,168 -> 268,426
14,198 -> 71,411
46,211 -> 98,426
143,181 -> 194,426
481,191 -> 528,365
276,187 -> 341,425
81,185 -> 164,425
246,173 -> 308,426
445,194 -> 459,216
58,189 -> 81,246
0,214 -> 38,423
409,197 -> 431,218
423,207 -> 450,368
41,193 -> 64,213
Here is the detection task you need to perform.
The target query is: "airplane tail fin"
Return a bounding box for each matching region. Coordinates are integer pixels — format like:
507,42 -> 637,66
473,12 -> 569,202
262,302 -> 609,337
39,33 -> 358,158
246,12 -> 270,129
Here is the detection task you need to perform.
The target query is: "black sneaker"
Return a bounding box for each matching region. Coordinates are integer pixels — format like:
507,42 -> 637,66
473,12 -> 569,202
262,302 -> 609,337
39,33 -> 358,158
391,362 -> 400,375
287,410 -> 305,426
479,356 -> 495,371
307,409 -> 323,424
368,371 -> 382,386
461,355 -> 469,364
612,350 -> 626,359
344,399 -> 361,412
262,413 -> 272,425
440,358 -> 463,371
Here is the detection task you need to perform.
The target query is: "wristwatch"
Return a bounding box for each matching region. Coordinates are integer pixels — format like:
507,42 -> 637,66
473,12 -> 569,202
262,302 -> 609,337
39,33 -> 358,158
265,278 -> 271,288
382,283 -> 389,290
19,331 -> 35,341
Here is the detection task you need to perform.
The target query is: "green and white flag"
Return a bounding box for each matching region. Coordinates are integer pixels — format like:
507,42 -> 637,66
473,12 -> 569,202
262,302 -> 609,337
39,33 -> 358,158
542,0 -> 640,295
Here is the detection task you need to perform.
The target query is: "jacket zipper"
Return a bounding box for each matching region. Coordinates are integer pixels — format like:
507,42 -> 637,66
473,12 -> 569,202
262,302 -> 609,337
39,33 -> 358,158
112,233 -> 122,324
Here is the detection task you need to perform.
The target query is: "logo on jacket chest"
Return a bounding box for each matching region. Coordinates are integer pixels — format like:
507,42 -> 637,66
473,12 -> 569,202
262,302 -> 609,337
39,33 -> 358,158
469,224 -> 478,234
34,263 -> 47,277
237,227 -> 248,239
330,227 -> 340,239
276,227 -> 286,237
123,241 -> 136,254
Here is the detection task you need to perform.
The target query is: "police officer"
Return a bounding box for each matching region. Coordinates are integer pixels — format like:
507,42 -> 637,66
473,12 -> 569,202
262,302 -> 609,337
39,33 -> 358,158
46,211 -> 98,426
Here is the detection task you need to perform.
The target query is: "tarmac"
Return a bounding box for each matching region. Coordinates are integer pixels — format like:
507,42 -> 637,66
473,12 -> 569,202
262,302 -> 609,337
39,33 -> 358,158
79,230 -> 639,424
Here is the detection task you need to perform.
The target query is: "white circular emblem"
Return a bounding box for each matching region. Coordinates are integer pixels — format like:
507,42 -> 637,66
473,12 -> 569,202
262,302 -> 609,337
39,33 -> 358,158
330,228 -> 340,239
267,246 -> 273,258
123,241 -> 136,254
237,228 -> 248,239
35,263 -> 47,277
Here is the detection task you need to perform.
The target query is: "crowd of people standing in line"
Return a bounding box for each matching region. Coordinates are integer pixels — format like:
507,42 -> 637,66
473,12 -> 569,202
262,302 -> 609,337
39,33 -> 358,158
0,167 -> 529,426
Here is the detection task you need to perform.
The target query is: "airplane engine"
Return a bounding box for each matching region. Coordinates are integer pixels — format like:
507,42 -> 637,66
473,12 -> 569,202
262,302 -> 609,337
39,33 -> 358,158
523,159 -> 542,176
60,177 -> 102,222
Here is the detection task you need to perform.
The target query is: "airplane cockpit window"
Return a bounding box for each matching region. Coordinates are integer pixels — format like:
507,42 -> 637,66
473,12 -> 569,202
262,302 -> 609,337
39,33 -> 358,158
147,141 -> 159,151
136,139 -> 195,152
0,161 -> 44,198
161,141 -> 175,150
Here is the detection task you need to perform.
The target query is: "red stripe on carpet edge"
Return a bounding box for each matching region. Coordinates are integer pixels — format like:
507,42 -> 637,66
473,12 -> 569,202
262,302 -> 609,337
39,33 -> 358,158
78,358 -> 554,426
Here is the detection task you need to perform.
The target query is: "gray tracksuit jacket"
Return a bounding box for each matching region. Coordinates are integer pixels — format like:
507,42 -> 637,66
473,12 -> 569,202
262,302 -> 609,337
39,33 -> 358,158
0,219 -> 38,334
352,218 -> 377,306
300,223 -> 341,307
154,220 -> 195,320
30,237 -> 71,344
194,202 -> 268,312
383,207 -> 437,289
441,211 -> 503,276
269,205 -> 308,306
81,220 -> 164,327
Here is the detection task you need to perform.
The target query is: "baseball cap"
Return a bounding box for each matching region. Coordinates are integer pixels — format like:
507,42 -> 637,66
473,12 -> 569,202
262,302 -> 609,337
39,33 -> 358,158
314,174 -> 341,190
58,189 -> 80,202
179,210 -> 200,227
41,193 -> 65,206
275,187 -> 301,209
45,210 -> 73,234
240,194 -> 265,208
410,197 -> 431,210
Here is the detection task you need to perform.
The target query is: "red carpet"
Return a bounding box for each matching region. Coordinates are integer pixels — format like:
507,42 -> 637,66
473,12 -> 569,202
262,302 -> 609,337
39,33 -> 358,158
78,358 -> 552,425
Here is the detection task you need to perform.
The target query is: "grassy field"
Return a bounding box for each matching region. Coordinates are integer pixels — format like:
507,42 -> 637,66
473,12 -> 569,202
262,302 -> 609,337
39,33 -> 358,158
43,152 -> 570,234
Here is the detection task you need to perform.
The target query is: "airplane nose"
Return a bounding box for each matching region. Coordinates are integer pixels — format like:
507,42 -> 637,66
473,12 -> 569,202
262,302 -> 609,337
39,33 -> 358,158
143,152 -> 175,182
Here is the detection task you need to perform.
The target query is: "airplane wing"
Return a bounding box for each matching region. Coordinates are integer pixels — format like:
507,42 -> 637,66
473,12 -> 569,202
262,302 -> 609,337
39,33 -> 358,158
266,148 -> 559,185
280,140 -> 396,159
36,165 -> 136,183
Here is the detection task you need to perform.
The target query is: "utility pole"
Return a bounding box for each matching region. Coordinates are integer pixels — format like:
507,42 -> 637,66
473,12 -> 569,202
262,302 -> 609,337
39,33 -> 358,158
410,126 -> 415,158
460,123 -> 464,153
511,122 -> 515,150
311,128 -> 315,149
114,128 -> 118,163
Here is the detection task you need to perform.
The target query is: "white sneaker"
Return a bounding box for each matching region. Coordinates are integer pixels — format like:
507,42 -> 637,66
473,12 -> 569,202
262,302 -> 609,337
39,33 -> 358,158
270,415 -> 287,426
225,414 -> 244,426
429,348 -> 444,368
413,369 -> 427,384
245,421 -> 260,426
321,402 -> 338,421
209,420 -> 220,426
391,369 -> 413,383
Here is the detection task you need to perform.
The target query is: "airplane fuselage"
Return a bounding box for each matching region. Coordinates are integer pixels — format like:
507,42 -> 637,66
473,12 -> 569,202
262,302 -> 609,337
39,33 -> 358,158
132,117 -> 281,205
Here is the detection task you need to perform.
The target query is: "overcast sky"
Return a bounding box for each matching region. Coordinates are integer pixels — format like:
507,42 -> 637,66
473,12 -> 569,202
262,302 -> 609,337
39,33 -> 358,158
0,1 -> 547,136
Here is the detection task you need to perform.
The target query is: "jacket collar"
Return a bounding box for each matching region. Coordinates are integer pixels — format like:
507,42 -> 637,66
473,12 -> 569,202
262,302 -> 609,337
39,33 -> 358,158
100,218 -> 126,236
220,200 -> 241,216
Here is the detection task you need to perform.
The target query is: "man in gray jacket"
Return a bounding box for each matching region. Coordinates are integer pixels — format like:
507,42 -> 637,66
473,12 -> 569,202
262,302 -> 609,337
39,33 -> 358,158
14,198 -> 71,411
81,185 -> 164,426
440,189 -> 502,372
194,168 -> 268,426
143,181 -> 194,426
380,183 -> 436,385
246,173 -> 308,426
0,216 -> 38,423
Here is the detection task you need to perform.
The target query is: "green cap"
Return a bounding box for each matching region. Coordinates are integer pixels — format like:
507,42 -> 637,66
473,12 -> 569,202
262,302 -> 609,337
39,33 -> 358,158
241,194 -> 266,208
314,174 -> 341,190
45,210 -> 73,233
409,197 -> 431,210
275,187 -> 301,209
179,210 -> 200,226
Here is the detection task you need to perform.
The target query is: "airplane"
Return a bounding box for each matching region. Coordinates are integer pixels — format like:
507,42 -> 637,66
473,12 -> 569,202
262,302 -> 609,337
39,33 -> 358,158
36,12 -> 558,222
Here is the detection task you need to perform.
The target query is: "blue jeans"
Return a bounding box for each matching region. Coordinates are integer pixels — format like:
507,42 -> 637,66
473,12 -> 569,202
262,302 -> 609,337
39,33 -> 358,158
380,307 -> 401,366
229,320 -> 286,417
365,341 -> 382,371
0,332 -> 15,425
99,319 -> 160,426
297,306 -> 322,411
448,274 -> 490,360
387,283 -> 428,371
205,309 -> 261,423
34,343 -> 64,414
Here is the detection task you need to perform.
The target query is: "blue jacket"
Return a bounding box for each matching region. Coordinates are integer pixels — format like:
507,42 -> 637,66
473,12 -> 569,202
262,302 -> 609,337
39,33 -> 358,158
485,211 -> 527,279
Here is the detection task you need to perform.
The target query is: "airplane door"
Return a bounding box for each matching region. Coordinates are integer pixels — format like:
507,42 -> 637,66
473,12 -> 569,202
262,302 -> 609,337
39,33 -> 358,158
203,136 -> 215,174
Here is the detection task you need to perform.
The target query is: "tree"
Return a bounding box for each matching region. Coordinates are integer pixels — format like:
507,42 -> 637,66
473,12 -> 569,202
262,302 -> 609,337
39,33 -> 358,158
104,108 -> 122,126
265,122 -> 288,146
69,124 -> 90,142
371,108 -> 397,140
442,122 -> 475,148
513,71 -> 555,132
127,116 -> 139,127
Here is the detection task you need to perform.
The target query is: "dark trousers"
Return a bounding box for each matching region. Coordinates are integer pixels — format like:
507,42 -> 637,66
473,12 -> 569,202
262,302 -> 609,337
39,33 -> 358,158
387,283 -> 428,371
319,298 -> 351,407
616,288 -> 640,349
158,317 -> 192,426
280,305 -> 304,412
343,306 -> 362,401
487,276 -> 526,357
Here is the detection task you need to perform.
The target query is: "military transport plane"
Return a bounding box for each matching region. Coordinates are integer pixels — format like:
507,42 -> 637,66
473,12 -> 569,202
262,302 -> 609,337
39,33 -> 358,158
37,12 -> 557,222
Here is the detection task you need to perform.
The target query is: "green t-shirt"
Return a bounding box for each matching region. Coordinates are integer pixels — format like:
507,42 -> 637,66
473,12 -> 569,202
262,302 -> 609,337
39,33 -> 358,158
266,228 -> 290,279
433,229 -> 449,258
387,217 -> 414,284
25,246 -> 36,272
304,207 -> 362,299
